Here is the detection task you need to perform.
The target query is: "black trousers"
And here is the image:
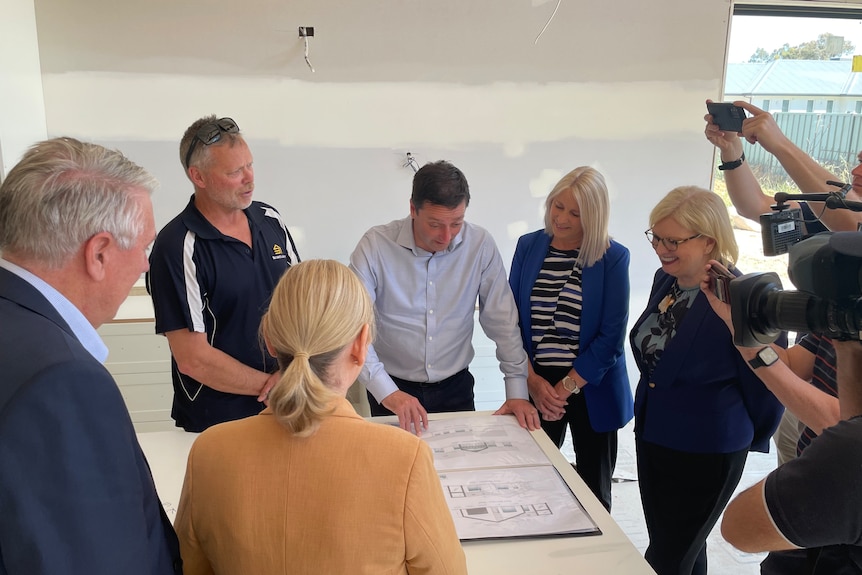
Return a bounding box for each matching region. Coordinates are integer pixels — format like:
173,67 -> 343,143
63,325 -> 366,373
533,364 -> 618,512
636,439 -> 748,575
367,368 -> 475,416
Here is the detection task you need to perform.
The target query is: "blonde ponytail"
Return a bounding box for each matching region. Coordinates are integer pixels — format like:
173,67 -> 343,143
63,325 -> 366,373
261,260 -> 375,436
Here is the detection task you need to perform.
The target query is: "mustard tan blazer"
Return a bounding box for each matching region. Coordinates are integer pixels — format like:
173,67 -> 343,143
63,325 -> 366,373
175,398 -> 467,575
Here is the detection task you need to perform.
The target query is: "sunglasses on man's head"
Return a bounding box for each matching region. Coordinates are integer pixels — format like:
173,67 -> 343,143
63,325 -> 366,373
183,117 -> 240,169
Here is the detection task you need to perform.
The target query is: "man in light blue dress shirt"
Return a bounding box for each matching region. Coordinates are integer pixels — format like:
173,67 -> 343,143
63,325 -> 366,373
349,160 -> 539,434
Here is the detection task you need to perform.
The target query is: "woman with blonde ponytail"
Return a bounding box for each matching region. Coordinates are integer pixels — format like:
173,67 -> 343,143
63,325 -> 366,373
175,260 -> 467,575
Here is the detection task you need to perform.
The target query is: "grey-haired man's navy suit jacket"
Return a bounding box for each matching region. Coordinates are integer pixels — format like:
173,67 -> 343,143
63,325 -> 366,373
0,267 -> 182,574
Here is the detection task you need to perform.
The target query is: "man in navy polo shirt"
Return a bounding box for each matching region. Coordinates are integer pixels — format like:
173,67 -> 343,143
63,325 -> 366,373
147,116 -> 299,432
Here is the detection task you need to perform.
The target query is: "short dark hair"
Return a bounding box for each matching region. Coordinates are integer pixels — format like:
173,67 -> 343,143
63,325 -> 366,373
410,160 -> 470,210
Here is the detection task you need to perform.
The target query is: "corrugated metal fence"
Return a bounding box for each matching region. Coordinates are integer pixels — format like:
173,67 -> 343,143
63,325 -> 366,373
744,112 -> 862,180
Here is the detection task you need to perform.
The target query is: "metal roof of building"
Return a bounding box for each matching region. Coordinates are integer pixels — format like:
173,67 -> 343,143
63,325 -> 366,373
727,59 -> 861,96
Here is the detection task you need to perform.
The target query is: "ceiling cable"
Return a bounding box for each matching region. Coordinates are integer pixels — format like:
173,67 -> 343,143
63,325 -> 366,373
534,0 -> 563,45
299,27 -> 316,72
303,36 -> 315,72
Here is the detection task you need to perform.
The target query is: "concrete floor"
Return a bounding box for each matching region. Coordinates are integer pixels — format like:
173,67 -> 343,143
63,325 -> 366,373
560,420 -> 774,575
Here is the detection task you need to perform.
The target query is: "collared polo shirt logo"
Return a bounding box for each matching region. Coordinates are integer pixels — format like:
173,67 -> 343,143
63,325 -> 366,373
272,244 -> 287,260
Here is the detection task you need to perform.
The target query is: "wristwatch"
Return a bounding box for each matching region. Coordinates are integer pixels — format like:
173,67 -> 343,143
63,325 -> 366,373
748,346 -> 779,370
562,375 -> 581,395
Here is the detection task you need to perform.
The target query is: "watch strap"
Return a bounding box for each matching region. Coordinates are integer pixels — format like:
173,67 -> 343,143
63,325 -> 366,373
718,151 -> 745,171
748,346 -> 778,369
562,375 -> 580,394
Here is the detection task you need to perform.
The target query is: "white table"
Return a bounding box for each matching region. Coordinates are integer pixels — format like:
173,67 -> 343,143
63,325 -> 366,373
138,412 -> 655,574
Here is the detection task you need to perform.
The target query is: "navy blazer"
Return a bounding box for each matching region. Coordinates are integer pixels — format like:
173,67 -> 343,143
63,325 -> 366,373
0,268 -> 182,574
630,268 -> 784,454
509,230 -> 634,433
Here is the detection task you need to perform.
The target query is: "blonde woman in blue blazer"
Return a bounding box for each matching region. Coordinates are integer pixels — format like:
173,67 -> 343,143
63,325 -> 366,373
509,166 -> 633,511
631,186 -> 783,575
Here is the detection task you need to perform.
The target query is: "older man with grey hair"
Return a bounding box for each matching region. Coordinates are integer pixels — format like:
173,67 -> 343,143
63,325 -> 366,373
0,137 -> 182,574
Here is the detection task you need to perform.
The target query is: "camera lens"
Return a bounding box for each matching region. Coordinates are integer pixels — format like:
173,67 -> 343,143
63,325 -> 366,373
765,291 -> 815,334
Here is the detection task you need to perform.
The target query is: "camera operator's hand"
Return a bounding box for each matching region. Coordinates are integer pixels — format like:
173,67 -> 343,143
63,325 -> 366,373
704,100 -> 780,222
704,99 -> 744,162
700,261 -> 735,336
734,101 -> 793,153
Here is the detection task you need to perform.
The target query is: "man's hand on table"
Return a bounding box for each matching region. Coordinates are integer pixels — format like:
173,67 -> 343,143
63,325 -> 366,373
494,398 -> 541,431
382,390 -> 430,436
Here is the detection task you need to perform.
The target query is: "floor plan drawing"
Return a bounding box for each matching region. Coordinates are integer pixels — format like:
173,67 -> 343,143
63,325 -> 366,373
424,415 -> 600,540
422,415 -> 550,472
455,503 -> 551,523
446,478 -> 528,498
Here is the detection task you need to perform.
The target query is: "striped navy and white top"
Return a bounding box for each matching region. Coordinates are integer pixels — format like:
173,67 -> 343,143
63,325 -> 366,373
530,246 -> 583,367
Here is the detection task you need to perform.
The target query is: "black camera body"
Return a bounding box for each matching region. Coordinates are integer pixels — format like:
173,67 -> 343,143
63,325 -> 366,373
760,208 -> 803,256
730,232 -> 862,345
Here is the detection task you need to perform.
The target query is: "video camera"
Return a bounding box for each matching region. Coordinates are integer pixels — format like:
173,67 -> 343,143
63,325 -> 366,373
728,181 -> 862,345
759,180 -> 855,255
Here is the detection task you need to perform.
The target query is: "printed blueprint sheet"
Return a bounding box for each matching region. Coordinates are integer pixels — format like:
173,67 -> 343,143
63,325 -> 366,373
422,415 -> 600,540
422,414 -> 548,472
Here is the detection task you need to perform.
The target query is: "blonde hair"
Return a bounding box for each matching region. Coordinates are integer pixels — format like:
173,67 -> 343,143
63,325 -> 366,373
543,167 -> 611,267
649,186 -> 738,266
261,260 -> 375,437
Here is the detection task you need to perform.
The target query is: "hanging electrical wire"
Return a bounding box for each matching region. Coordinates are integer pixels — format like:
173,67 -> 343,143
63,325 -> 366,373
298,27 -> 316,72
303,35 -> 315,72
403,152 -> 419,173
534,0 -> 563,45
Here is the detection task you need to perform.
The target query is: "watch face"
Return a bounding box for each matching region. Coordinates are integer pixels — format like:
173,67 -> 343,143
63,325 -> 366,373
759,346 -> 780,366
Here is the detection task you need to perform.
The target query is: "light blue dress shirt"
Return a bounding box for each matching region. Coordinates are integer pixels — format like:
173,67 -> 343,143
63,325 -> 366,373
349,216 -> 528,403
0,258 -> 108,362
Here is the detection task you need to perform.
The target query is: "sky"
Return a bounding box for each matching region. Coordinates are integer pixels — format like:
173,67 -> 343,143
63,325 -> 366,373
728,15 -> 862,63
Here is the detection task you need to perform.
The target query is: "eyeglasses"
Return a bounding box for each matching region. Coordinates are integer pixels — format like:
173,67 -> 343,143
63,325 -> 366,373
644,229 -> 702,251
183,117 -> 240,169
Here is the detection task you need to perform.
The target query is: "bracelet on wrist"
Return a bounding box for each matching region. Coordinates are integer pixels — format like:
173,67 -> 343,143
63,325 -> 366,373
718,151 -> 745,171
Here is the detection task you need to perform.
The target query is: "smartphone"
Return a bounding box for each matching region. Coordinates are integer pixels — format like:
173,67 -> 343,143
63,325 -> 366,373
707,262 -> 735,303
707,102 -> 747,133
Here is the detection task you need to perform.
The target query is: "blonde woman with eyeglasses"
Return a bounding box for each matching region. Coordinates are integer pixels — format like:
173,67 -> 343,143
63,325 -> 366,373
629,186 -> 783,575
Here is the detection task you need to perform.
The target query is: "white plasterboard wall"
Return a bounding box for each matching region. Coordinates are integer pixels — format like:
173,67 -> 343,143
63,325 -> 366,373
21,0 -> 737,318
0,0 -> 47,179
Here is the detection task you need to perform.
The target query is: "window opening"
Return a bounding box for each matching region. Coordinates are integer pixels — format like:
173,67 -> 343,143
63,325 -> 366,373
717,6 -> 862,286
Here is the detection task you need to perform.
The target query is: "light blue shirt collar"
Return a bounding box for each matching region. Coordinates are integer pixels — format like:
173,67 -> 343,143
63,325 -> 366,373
0,258 -> 109,363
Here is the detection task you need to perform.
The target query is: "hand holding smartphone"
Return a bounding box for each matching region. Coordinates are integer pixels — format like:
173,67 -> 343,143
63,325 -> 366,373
707,102 -> 747,133
707,261 -> 735,303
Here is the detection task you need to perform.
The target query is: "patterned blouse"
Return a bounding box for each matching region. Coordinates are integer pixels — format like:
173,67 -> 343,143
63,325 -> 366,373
530,246 -> 583,368
633,281 -> 700,377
